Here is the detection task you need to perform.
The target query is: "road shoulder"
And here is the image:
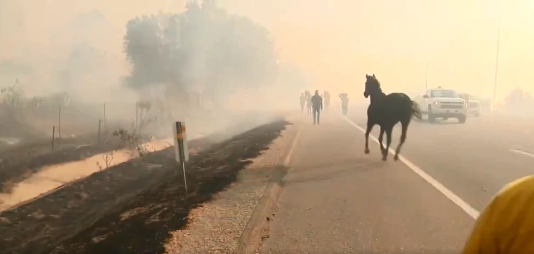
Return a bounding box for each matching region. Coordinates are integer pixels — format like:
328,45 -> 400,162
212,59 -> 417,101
164,115 -> 302,254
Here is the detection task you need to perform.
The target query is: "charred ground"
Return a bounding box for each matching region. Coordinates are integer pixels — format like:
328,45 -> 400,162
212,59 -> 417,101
0,118 -> 288,254
0,134 -> 120,193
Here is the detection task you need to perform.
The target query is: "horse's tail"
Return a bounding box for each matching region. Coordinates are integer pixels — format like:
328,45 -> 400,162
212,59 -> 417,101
411,101 -> 422,120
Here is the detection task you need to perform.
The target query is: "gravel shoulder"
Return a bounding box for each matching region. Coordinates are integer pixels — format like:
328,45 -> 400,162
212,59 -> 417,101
164,116 -> 301,254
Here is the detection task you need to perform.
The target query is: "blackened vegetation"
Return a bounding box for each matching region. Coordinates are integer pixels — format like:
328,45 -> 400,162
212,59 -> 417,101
0,119 -> 287,254
48,120 -> 287,254
0,140 -> 203,254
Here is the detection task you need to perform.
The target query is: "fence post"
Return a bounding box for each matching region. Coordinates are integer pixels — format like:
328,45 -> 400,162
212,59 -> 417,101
52,126 -> 55,150
103,103 -> 107,133
98,120 -> 102,144
135,102 -> 138,130
58,104 -> 61,149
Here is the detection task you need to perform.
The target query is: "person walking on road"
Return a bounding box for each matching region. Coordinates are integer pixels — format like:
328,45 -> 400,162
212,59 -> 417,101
339,93 -> 349,115
324,91 -> 331,111
299,93 -> 306,113
311,90 -> 323,124
463,175 -> 534,254
305,90 -> 312,115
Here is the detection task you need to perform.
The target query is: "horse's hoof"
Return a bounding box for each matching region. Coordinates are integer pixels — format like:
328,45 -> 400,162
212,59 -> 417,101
394,155 -> 399,161
365,149 -> 370,154
382,157 -> 387,161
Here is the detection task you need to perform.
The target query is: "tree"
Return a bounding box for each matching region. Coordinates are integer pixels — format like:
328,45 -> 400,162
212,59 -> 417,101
123,0 -> 279,107
123,14 -> 167,89
0,79 -> 26,121
505,87 -> 534,109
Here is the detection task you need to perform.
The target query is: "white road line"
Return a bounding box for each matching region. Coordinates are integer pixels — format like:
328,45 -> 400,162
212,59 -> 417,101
342,116 -> 480,220
510,149 -> 534,159
284,125 -> 303,166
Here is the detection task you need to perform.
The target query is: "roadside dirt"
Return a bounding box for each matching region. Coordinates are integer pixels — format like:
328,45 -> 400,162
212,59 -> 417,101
0,134 -> 120,194
0,119 -> 287,254
0,138 -> 174,211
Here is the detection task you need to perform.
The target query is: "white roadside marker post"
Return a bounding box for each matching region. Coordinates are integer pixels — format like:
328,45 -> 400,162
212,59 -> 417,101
173,121 -> 190,194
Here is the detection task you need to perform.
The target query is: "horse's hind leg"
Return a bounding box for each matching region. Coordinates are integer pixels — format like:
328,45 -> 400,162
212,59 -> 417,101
382,125 -> 393,161
365,121 -> 374,154
394,119 -> 409,161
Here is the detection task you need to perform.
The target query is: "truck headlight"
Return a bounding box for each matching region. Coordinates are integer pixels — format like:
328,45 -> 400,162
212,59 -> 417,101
433,101 -> 440,106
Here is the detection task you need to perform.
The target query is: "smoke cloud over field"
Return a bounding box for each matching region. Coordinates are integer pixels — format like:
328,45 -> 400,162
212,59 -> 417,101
3,0 -> 534,145
0,0 -> 313,144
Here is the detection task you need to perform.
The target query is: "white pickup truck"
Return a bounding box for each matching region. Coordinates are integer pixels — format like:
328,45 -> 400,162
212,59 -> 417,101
413,87 -> 468,124
459,93 -> 481,117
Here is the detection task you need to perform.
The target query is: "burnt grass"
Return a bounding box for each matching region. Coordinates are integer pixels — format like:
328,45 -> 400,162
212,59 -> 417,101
0,119 -> 288,254
0,134 -> 120,193
0,133 -> 158,193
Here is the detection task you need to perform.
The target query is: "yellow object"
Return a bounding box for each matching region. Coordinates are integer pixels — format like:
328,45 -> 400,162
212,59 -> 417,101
176,125 -> 186,139
463,175 -> 534,254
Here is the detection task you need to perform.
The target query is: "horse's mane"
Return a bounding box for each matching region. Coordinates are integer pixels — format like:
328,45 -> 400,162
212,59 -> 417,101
367,76 -> 383,95
369,76 -> 381,89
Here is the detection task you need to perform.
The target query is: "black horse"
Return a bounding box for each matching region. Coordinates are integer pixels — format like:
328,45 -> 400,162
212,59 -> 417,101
363,74 -> 421,161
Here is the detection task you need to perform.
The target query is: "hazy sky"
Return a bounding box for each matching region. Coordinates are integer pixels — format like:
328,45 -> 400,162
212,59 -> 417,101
1,0 -> 533,103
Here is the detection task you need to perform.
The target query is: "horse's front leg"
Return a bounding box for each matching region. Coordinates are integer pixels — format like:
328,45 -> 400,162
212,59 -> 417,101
378,126 -> 385,155
382,126 -> 393,161
365,121 -> 374,154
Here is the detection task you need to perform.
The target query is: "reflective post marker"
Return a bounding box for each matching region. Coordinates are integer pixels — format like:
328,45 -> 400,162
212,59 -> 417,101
173,122 -> 189,194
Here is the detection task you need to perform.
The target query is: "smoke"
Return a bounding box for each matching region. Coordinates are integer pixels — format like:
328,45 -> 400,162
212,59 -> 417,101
122,1 -> 281,107
0,0 -> 317,144
0,0 -> 312,105
0,1 -> 132,103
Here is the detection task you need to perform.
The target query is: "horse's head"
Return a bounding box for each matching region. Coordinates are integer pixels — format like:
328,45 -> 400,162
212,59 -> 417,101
364,74 -> 380,98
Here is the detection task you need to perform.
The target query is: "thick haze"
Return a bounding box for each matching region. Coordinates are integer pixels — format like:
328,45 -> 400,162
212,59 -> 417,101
223,0 -> 534,103
1,0 -> 533,105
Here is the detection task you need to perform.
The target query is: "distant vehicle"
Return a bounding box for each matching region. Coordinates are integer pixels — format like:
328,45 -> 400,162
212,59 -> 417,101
413,87 -> 467,124
479,98 -> 492,113
459,93 -> 481,117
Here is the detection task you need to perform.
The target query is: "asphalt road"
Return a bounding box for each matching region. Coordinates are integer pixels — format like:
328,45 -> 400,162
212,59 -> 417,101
260,108 -> 534,253
346,107 -> 534,211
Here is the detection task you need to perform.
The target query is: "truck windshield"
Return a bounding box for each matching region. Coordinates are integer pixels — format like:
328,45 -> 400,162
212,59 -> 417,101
431,90 -> 459,98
